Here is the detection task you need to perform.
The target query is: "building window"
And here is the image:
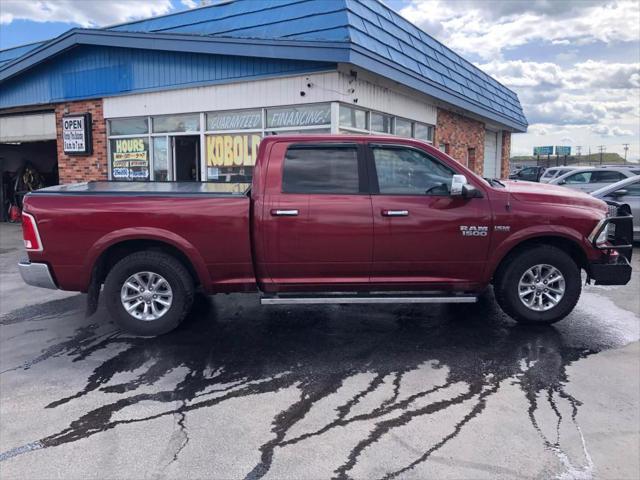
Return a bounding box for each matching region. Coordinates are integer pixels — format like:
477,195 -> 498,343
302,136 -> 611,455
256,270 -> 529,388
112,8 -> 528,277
266,104 -> 331,131
152,114 -> 200,133
414,122 -> 434,143
466,148 -> 476,168
108,117 -> 149,136
106,102 -> 435,183
110,137 -> 150,181
339,105 -> 368,131
371,112 -> 392,134
394,118 -> 412,138
207,109 -> 262,131
205,133 -> 262,183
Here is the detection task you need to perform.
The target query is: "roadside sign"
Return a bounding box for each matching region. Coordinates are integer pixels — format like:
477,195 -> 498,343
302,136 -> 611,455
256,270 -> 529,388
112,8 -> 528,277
555,146 -> 571,156
533,146 -> 553,155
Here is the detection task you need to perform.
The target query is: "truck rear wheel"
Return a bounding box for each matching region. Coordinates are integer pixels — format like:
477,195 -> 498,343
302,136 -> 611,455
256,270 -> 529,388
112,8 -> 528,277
104,251 -> 194,336
494,245 -> 581,325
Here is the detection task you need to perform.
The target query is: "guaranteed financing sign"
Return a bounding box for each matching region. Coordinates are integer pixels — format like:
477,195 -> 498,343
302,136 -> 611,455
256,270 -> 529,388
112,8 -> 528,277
62,113 -> 92,155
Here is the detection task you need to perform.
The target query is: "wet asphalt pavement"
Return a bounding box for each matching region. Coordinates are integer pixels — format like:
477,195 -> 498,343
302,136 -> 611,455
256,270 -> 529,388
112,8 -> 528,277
0,223 -> 639,479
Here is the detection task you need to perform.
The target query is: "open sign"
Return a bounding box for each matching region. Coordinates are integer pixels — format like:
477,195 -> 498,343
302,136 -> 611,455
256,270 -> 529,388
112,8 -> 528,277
62,113 -> 92,155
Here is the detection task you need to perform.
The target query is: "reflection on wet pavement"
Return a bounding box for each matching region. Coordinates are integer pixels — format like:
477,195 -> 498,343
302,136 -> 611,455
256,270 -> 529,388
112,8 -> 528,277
0,287 -> 638,479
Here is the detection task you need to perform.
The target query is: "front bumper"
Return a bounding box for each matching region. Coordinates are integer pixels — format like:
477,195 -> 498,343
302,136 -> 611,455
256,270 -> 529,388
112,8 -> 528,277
589,257 -> 632,285
18,259 -> 58,290
587,201 -> 633,285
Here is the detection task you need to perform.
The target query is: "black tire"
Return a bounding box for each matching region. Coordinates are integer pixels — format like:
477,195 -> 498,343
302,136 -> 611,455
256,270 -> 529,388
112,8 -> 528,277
494,245 -> 581,325
104,251 -> 194,336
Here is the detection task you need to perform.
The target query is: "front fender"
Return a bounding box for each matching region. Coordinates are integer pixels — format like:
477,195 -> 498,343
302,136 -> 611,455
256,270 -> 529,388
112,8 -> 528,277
485,224 -> 594,280
83,227 -> 210,288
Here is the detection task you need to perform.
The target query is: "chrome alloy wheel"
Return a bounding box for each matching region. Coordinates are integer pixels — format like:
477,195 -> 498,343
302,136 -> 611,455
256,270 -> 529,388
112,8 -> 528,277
120,271 -> 173,321
518,264 -> 566,312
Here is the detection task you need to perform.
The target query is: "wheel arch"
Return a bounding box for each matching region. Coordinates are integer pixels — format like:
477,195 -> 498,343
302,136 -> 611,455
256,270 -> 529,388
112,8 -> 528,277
85,228 -> 209,289
490,234 -> 589,283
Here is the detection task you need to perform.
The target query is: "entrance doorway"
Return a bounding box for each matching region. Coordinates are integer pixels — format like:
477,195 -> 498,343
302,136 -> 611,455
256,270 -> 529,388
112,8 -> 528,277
172,136 -> 200,181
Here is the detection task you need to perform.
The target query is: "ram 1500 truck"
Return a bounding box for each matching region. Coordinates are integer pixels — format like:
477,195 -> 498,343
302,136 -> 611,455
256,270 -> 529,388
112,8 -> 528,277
19,135 -> 633,335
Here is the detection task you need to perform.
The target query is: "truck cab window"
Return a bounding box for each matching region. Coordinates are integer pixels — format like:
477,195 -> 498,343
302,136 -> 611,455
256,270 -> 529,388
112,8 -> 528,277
372,147 -> 454,195
283,146 -> 360,194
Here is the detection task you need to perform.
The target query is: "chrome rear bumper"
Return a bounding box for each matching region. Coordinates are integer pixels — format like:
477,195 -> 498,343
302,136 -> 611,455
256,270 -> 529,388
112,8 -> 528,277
18,260 -> 58,290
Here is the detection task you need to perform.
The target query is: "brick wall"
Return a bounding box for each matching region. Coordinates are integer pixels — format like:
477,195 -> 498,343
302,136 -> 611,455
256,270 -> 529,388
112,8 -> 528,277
435,108 -> 485,174
500,130 -> 511,178
55,99 -> 107,184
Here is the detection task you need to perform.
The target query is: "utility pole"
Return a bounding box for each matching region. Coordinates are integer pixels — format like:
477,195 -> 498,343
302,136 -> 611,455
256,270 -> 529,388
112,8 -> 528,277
623,143 -> 629,164
598,145 -> 605,165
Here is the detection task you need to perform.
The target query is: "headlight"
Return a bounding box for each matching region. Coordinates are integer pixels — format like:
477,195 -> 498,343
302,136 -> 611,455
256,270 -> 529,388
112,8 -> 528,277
588,217 -> 609,245
594,226 -> 609,246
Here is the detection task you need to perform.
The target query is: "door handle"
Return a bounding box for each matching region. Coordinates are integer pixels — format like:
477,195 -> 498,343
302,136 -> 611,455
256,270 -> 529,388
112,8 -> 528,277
271,209 -> 299,216
381,209 -> 409,217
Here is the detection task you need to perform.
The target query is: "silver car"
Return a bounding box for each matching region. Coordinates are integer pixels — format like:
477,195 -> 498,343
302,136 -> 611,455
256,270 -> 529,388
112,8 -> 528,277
591,175 -> 640,242
539,166 -> 579,183
550,166 -> 640,193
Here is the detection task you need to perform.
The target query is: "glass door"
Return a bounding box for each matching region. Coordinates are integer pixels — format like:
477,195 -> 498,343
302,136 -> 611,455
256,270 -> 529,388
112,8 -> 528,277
172,135 -> 200,181
153,136 -> 172,181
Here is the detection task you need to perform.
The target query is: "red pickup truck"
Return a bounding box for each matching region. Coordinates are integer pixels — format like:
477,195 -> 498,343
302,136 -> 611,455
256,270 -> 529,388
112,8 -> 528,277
19,135 -> 633,335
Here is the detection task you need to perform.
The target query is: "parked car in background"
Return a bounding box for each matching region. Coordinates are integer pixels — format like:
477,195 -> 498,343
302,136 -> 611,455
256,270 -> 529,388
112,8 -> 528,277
539,166 -> 579,183
591,175 -> 640,242
509,166 -> 545,182
549,167 -> 640,193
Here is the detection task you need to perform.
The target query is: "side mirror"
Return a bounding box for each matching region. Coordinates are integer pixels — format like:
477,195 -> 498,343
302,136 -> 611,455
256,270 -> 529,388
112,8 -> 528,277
462,183 -> 483,199
558,180 -> 566,185
451,174 -> 483,198
450,174 -> 467,196
611,189 -> 628,197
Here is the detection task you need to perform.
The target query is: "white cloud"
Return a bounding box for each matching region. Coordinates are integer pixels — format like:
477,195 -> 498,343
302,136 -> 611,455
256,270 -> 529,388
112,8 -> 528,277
181,0 -> 199,8
0,0 -> 173,27
400,0 -> 640,61
591,125 -> 634,137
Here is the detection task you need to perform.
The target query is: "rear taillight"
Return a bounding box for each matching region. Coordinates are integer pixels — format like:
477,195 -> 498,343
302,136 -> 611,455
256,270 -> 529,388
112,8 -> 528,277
22,212 -> 43,252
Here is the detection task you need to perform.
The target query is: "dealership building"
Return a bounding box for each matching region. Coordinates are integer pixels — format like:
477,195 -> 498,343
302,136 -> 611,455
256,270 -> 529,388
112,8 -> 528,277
0,0 -> 527,205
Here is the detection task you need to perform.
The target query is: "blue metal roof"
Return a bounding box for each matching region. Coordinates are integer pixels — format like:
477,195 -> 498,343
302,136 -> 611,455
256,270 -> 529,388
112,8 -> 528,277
104,0 -> 526,129
0,41 -> 47,68
0,0 -> 526,131
0,42 -> 333,109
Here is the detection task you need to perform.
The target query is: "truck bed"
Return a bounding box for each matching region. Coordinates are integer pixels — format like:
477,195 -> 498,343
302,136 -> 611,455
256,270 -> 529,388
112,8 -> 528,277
24,181 -> 255,293
30,181 -> 251,196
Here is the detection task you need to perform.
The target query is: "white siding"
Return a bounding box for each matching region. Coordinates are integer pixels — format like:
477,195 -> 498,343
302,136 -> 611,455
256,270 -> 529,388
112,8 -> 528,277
0,112 -> 56,142
103,71 -> 437,126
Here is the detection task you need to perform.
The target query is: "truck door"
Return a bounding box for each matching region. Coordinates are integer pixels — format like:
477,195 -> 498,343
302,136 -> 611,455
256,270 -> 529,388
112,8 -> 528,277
258,141 -> 373,290
368,143 -> 492,287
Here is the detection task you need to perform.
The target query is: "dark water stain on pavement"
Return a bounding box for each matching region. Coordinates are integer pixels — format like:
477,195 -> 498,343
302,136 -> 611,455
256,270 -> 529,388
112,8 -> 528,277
0,290 -> 633,478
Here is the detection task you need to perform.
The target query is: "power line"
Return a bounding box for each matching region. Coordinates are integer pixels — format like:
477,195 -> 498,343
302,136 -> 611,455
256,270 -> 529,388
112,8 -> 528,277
597,145 -> 605,165
623,143 -> 629,163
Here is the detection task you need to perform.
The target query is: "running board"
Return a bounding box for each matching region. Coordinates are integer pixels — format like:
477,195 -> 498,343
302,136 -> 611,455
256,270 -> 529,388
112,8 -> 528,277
260,294 -> 477,305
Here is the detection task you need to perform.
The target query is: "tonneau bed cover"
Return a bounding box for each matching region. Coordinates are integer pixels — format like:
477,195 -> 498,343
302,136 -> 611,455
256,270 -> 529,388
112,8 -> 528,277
28,181 -> 251,196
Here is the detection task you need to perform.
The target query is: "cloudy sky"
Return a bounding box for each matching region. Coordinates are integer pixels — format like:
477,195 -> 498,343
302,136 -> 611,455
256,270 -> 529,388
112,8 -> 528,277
1,0 -> 639,161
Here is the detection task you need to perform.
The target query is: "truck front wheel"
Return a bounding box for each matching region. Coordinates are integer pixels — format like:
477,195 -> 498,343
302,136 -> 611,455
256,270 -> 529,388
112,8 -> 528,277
494,245 -> 581,325
104,251 -> 194,336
